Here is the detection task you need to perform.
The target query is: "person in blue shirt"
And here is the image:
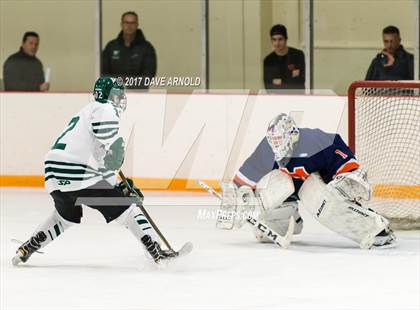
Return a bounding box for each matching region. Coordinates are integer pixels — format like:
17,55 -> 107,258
220,114 -> 396,249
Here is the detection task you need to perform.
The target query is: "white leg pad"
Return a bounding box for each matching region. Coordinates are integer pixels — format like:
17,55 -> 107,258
298,173 -> 389,248
256,169 -> 295,210
115,204 -> 158,243
254,201 -> 303,243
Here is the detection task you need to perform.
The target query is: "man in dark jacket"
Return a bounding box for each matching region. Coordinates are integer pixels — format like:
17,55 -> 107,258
263,24 -> 305,92
3,32 -> 49,91
102,11 -> 157,90
365,25 -> 413,80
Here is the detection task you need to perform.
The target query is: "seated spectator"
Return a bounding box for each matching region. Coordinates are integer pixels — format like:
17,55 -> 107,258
263,24 -> 305,92
102,11 -> 157,90
3,32 -> 49,91
365,25 -> 413,80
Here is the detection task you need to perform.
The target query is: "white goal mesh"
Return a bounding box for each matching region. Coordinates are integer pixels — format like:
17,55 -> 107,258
348,81 -> 420,230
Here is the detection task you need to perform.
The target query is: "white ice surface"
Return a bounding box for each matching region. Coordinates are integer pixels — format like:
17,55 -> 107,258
1,187 -> 419,310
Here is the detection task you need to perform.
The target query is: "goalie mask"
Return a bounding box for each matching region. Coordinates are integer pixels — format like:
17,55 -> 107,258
266,113 -> 300,162
93,77 -> 127,114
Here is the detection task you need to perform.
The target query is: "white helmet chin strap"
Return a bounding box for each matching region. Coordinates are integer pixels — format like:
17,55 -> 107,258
266,114 -> 300,162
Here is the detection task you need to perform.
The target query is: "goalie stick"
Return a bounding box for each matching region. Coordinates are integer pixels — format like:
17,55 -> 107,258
196,179 -> 294,249
119,171 -> 193,259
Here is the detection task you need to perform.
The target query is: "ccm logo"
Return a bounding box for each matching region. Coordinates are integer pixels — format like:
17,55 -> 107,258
247,217 -> 278,241
316,200 -> 326,217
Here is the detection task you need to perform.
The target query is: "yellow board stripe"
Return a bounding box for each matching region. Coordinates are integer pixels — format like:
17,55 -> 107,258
373,184 -> 420,200
0,175 -> 221,191
0,175 -> 44,187
1,175 -> 419,198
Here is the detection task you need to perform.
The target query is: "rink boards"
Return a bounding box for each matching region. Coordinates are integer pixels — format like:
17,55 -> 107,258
0,91 -> 347,190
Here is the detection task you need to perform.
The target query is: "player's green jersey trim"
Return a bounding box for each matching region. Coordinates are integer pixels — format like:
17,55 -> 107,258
44,175 -> 99,182
45,160 -> 96,171
44,167 -> 101,175
44,160 -> 116,182
92,121 -> 119,127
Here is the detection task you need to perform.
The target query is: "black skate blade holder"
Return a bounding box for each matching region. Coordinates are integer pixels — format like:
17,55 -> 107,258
11,238 -> 45,254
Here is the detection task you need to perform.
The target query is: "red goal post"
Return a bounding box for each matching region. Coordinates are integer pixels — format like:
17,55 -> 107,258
348,80 -> 420,229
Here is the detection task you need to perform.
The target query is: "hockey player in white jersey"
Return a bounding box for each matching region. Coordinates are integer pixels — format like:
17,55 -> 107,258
13,77 -> 174,265
218,114 -> 396,249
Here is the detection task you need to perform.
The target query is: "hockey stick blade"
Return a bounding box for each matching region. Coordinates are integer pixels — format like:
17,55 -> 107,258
158,242 -> 193,266
175,242 -> 193,258
196,179 -> 293,249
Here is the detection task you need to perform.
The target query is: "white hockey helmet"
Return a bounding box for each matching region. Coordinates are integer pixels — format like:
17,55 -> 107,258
266,113 -> 300,162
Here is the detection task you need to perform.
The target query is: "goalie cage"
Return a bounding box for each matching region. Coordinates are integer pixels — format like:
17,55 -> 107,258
348,80 -> 420,230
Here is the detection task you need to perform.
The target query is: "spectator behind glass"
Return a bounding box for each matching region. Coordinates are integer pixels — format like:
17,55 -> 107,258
263,24 -> 305,92
3,32 -> 49,91
102,11 -> 157,90
365,25 -> 414,80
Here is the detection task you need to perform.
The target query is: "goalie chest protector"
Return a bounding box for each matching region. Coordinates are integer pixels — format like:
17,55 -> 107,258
236,128 -> 360,196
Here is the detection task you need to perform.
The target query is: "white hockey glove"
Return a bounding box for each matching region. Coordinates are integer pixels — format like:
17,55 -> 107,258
217,183 -> 261,230
327,168 -> 372,203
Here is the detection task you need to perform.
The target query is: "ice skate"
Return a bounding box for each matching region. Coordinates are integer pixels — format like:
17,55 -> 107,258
12,232 -> 47,266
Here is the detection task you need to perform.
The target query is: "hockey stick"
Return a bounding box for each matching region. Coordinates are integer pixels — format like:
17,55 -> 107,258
118,171 -> 193,257
196,179 -> 294,249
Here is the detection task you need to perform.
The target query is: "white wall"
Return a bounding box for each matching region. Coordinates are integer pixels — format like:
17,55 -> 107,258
0,92 -> 347,184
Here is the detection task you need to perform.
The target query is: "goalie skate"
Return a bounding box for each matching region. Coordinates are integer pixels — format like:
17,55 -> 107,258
370,229 -> 397,249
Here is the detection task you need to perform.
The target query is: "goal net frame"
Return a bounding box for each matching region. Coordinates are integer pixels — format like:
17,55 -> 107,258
348,80 -> 420,230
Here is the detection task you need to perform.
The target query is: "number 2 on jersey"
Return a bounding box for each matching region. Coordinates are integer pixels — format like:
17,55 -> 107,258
52,116 -> 80,150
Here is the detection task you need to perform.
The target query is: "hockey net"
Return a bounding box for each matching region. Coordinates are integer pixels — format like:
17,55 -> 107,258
348,81 -> 420,229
